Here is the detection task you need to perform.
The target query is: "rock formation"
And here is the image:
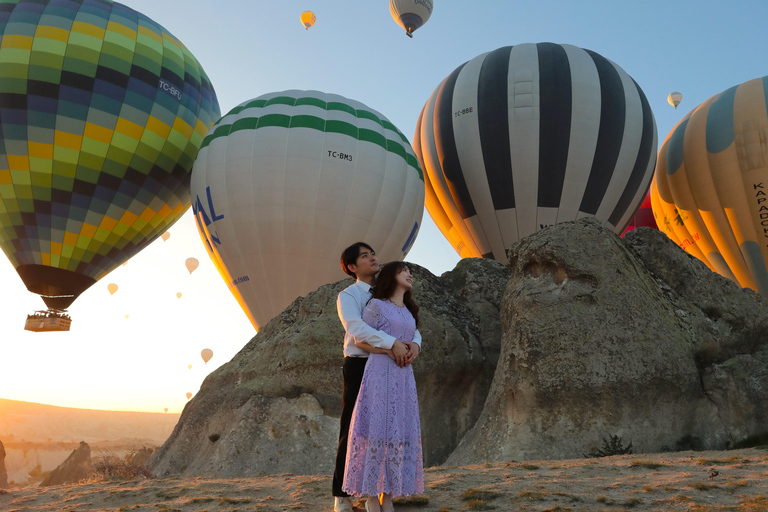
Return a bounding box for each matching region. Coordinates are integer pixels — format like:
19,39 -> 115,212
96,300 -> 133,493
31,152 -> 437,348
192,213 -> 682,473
448,218 -> 768,464
40,441 -> 93,486
150,259 -> 510,477
0,439 -> 8,488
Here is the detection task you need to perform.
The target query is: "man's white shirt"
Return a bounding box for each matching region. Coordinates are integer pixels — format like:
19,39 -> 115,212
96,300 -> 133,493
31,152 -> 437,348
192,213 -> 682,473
337,279 -> 422,357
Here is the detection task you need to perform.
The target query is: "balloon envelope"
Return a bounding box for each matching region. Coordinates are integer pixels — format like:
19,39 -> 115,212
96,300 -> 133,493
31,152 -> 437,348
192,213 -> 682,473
163,408 -> 168,413
161,232 -> 171,242
300,11 -> 316,30
668,91 -> 683,109
0,0 -> 220,310
390,0 -> 433,37
186,392 -> 192,400
107,283 -> 118,296
187,364 -> 192,369
201,348 -> 213,364
176,292 -> 182,299
185,257 -> 199,274
191,90 -> 425,330
651,76 -> 768,296
414,43 -> 657,261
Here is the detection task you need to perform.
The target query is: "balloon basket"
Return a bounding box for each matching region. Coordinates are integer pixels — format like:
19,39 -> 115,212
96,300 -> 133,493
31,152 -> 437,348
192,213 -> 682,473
25,309 -> 72,332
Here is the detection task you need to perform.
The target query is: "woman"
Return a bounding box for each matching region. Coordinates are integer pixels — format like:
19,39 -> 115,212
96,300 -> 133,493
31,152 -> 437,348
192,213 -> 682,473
342,261 -> 424,512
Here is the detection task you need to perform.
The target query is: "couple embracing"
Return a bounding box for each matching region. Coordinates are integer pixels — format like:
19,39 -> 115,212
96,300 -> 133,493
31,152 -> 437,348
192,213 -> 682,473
332,242 -> 424,512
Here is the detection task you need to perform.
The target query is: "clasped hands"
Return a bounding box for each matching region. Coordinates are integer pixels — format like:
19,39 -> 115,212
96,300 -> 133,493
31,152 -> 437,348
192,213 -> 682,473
354,339 -> 419,367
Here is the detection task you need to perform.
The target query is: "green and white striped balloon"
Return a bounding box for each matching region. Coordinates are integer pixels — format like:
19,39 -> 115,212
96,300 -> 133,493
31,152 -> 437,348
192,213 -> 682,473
191,90 -> 425,331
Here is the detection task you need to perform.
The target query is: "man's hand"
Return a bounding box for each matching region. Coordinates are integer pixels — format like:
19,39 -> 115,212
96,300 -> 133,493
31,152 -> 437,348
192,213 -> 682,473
403,341 -> 420,365
391,339 -> 408,368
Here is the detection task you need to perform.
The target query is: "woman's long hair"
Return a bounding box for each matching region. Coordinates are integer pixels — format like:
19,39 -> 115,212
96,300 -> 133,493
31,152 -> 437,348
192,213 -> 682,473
371,261 -> 420,327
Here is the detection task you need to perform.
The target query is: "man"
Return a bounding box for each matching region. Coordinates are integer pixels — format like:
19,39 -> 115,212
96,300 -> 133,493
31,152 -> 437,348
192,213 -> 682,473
332,242 -> 421,512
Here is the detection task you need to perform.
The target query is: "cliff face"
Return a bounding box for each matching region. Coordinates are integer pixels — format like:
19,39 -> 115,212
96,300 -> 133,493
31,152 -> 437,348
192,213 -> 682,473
40,441 -> 92,486
150,259 -> 510,477
448,218 -> 768,464
0,439 -> 8,489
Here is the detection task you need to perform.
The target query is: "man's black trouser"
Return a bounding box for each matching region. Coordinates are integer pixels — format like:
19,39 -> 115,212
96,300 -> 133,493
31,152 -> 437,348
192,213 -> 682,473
332,356 -> 367,497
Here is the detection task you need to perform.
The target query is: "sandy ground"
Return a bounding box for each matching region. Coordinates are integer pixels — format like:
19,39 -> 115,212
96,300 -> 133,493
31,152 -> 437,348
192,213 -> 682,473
1,448 -> 767,512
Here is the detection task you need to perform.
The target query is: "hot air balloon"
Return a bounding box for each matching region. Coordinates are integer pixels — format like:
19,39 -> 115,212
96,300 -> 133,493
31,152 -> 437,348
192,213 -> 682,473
0,0 -> 220,324
300,11 -> 316,30
621,190 -> 657,236
651,75 -> 768,296
125,314 -> 129,320
390,0 -> 433,38
191,90 -> 425,330
185,257 -> 199,274
176,292 -> 183,299
667,91 -> 683,109
164,408 -> 168,413
107,283 -> 118,296
187,364 -> 192,369
186,392 -> 192,400
414,43 -> 658,262
201,348 -> 213,364
161,232 -> 171,242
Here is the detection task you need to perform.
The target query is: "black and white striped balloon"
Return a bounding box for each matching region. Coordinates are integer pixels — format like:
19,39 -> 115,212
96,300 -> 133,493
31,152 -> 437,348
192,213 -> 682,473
414,43 -> 658,261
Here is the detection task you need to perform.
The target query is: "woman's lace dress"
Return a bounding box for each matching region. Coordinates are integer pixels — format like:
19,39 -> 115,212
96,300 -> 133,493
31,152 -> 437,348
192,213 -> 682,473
341,298 -> 424,497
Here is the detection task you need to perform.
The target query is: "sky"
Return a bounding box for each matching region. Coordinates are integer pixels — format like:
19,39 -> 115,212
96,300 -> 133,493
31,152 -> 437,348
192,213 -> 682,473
1,0 -> 767,413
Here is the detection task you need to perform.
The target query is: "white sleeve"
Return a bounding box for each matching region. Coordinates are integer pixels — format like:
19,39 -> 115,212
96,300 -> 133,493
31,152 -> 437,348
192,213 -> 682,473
337,292 -> 396,349
412,328 -> 422,350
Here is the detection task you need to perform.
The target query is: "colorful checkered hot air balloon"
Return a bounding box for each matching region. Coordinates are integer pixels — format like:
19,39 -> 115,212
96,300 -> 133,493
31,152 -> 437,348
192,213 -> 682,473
0,0 -> 220,320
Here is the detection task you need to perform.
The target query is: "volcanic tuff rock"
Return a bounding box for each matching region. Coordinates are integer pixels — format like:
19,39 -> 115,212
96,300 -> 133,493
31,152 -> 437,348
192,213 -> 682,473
150,259 -> 510,477
0,440 -> 8,489
448,218 -> 768,464
40,441 -> 93,486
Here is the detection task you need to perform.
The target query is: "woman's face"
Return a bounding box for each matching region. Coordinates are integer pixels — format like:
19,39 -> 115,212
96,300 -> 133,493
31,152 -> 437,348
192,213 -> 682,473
395,265 -> 413,291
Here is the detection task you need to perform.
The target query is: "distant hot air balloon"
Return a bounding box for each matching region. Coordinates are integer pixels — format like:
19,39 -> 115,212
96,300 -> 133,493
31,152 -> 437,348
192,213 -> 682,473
300,11 -> 316,30
161,232 -> 171,242
125,315 -> 130,320
164,408 -> 168,413
651,75 -> 768,296
414,43 -> 658,262
667,91 -> 683,109
107,283 -> 119,296
0,0 -> 221,316
176,292 -> 183,299
187,364 -> 192,370
201,348 -> 213,364
186,392 -> 192,400
185,258 -> 199,274
390,0 -> 433,38
191,90 -> 425,330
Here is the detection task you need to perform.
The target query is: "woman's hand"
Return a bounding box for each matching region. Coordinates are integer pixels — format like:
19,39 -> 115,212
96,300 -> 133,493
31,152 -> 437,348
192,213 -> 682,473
355,340 -> 397,361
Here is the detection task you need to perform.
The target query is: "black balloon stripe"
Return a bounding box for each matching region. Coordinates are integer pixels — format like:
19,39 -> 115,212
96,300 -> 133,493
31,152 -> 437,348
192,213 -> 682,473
536,42 -> 572,209
435,62 -> 476,219
579,50 -> 626,215
608,78 -> 656,227
477,45 -> 515,210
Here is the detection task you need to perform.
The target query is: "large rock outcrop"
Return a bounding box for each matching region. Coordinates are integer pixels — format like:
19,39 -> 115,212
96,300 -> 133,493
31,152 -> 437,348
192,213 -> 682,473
40,441 -> 93,486
150,259 -> 510,477
0,440 -> 8,488
448,218 -> 768,464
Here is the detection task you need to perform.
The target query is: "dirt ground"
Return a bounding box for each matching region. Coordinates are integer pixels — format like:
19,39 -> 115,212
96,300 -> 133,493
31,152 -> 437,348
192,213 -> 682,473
1,447 -> 767,511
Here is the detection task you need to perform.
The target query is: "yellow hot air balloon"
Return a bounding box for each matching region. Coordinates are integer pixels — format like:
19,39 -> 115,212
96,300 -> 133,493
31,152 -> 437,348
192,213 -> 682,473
201,348 -> 213,364
186,392 -> 193,400
161,232 -> 171,242
667,91 -> 683,109
125,315 -> 129,320
300,11 -> 316,30
185,258 -> 200,274
107,283 -> 118,296
651,75 -> 768,296
163,408 -> 168,413
188,364 -> 192,370
176,292 -> 183,299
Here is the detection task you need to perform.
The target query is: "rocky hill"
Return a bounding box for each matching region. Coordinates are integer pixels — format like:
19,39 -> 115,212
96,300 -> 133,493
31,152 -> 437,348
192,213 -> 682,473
150,218 -> 768,477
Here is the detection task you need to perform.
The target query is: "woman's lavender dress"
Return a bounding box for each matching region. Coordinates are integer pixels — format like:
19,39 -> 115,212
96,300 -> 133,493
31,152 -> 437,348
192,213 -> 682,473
342,298 -> 424,497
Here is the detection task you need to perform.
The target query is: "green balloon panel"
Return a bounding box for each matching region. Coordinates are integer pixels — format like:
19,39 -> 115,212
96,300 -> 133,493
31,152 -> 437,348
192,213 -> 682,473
0,0 -> 220,304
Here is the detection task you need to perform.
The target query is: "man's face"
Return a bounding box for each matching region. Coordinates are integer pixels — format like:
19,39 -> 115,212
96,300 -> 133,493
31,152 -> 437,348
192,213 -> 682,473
350,247 -> 378,278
